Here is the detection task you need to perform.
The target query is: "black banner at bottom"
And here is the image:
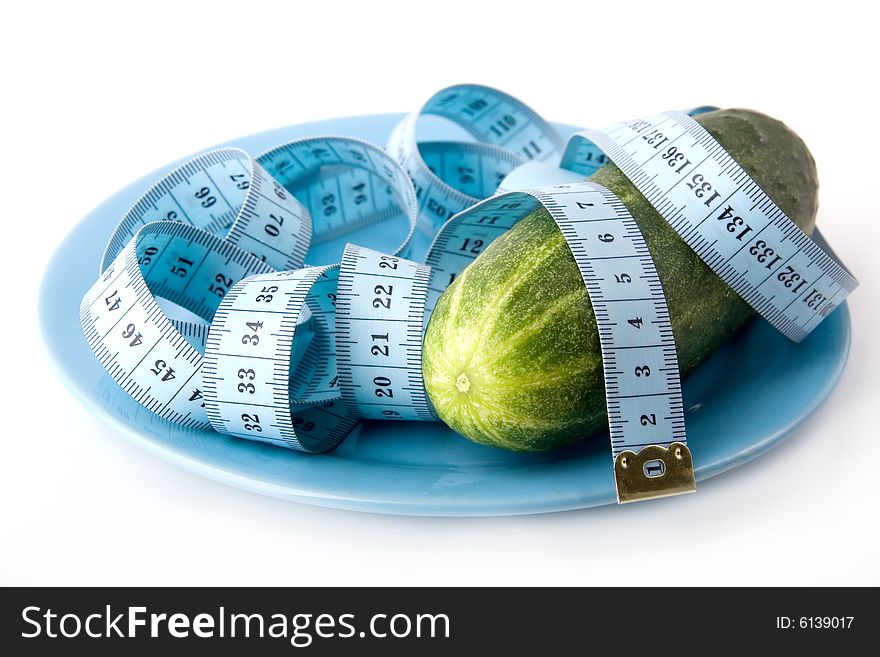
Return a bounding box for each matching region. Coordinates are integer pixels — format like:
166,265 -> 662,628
1,587 -> 873,654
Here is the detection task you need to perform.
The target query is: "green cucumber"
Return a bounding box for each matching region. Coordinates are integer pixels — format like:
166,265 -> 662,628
422,109 -> 819,451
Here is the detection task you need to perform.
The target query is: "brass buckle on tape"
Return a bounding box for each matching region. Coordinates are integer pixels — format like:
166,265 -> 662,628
614,442 -> 696,504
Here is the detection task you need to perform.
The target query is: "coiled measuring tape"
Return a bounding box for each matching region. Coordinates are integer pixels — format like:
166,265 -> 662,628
101,148 -> 311,273
79,84 -> 856,505
203,265 -> 357,451
81,220 -> 273,428
387,83 -> 565,234
257,136 -> 417,263
81,135 -> 418,439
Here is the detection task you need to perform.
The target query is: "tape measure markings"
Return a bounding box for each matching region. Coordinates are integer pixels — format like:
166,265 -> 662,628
203,266 -> 354,452
298,167 -> 399,246
422,194 -> 541,318
418,141 -> 517,200
84,135 -> 423,454
544,183 -> 692,501
563,112 -> 858,341
387,84 -> 564,233
417,181 -> 691,501
82,220 -> 273,428
425,85 -> 564,158
100,148 -> 312,274
223,170 -> 311,269
547,105 -> 725,180
336,244 -> 435,421
257,136 -> 418,260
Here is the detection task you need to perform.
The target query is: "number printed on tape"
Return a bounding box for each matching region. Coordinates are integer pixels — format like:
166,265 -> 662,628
387,84 -> 564,233
562,112 -> 857,342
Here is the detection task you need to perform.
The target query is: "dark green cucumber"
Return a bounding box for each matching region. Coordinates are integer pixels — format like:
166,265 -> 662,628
422,109 -> 819,451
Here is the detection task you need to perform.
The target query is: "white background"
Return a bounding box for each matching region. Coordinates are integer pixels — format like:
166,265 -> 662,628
2,0 -> 878,586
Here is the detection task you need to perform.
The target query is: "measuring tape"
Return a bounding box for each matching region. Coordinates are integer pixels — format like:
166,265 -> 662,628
387,84 -> 565,233
336,244 -> 436,422
562,111 -> 858,342
79,85 -> 856,504
101,148 -> 311,274
420,183 -> 694,502
495,106 -> 717,193
81,220 -> 272,428
256,136 -> 418,263
203,265 -> 357,452
81,135 -> 418,439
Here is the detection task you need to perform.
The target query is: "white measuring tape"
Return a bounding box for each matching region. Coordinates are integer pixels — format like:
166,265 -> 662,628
336,244 -> 436,422
81,220 -> 272,428
387,83 -> 565,233
203,265 -> 357,452
562,112 -> 857,342
101,148 -> 311,273
79,85 -> 856,503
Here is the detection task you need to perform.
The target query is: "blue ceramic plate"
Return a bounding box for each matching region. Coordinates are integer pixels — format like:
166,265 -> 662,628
39,113 -> 851,516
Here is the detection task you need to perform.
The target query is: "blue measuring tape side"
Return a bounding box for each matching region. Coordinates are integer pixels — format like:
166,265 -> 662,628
100,148 -> 311,274
561,111 -> 858,342
257,135 -> 419,262
387,83 -> 565,234
81,220 -> 273,429
82,134 -> 421,446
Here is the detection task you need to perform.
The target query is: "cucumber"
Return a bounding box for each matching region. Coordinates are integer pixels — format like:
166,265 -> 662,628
422,109 -> 819,451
